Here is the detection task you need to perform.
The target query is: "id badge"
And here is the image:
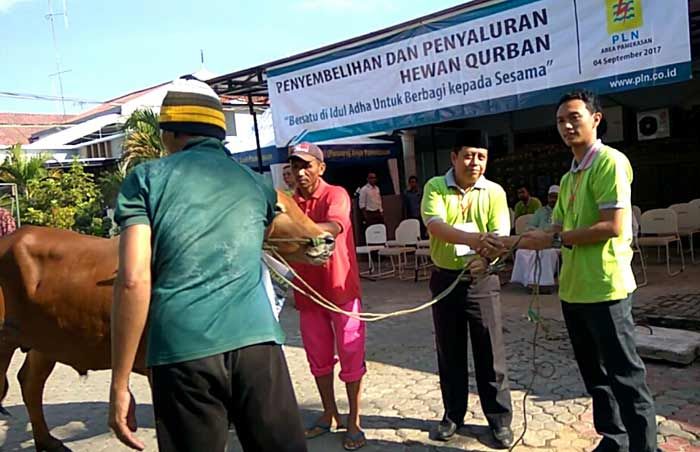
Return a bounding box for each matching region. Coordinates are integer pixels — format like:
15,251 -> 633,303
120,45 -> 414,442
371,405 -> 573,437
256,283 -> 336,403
454,222 -> 479,257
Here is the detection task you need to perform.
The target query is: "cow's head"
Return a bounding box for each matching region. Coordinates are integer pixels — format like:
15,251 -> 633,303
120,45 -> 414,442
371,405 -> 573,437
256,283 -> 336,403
265,190 -> 334,265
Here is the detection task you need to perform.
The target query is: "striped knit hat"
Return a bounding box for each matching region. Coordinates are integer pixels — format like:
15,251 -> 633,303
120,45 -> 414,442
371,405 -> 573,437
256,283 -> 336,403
159,76 -> 226,140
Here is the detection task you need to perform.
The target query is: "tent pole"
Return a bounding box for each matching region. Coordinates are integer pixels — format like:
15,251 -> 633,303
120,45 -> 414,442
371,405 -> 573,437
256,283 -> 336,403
248,95 -> 264,173
430,125 -> 438,177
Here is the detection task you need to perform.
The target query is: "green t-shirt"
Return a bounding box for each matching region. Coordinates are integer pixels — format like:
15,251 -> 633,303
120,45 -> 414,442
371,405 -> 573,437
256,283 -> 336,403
115,137 -> 284,366
421,169 -> 510,270
528,205 -> 553,231
514,197 -> 542,218
552,144 -> 636,303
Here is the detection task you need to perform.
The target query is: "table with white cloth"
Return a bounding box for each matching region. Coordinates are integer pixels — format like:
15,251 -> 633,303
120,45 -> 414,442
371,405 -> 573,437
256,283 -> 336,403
510,249 -> 560,287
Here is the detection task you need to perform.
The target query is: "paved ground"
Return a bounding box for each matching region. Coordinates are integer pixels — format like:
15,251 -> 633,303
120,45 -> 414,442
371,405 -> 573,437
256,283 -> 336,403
0,259 -> 699,451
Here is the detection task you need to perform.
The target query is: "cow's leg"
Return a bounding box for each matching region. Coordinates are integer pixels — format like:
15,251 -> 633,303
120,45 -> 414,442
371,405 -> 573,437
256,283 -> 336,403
0,344 -> 16,415
17,350 -> 69,452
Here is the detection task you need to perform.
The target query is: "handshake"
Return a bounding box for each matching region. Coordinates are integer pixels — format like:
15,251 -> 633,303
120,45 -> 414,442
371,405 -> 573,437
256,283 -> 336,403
470,230 -> 555,260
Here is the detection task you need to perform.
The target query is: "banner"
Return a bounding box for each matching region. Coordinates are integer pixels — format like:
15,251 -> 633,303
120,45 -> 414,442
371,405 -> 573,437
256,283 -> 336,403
268,0 -> 692,147
230,144 -> 397,167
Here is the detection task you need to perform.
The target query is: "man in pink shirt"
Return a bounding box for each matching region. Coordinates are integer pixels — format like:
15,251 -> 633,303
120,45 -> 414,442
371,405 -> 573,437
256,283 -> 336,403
288,142 -> 366,451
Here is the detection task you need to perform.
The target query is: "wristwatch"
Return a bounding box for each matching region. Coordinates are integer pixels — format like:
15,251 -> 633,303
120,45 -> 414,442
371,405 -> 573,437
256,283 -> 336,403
551,232 -> 563,249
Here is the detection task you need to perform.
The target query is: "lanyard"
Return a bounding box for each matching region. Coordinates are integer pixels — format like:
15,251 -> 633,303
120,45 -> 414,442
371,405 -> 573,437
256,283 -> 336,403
458,188 -> 476,223
567,172 -> 584,212
566,145 -> 599,218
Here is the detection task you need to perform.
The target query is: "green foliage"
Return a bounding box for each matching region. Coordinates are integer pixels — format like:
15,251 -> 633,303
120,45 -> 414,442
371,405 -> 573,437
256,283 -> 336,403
0,144 -> 50,197
121,108 -> 166,171
0,193 -> 12,211
98,160 -> 127,209
23,159 -> 106,236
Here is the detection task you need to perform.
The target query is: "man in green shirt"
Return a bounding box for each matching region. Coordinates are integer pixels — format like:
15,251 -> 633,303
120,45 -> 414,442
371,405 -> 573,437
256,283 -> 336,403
421,131 -> 513,448
519,90 -> 657,452
108,77 -> 306,452
513,184 -> 542,219
527,185 -> 559,231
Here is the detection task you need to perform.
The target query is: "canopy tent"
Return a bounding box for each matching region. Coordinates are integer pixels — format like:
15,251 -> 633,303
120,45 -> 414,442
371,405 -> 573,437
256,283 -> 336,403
227,134 -> 399,195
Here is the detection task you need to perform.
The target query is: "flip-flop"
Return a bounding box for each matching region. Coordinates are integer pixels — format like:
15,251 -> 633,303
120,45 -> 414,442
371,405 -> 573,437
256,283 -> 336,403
343,430 -> 366,451
304,422 -> 332,439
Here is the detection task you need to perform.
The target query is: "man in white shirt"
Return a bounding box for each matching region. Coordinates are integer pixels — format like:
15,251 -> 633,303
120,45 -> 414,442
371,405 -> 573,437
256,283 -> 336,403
510,185 -> 560,294
358,172 -> 384,227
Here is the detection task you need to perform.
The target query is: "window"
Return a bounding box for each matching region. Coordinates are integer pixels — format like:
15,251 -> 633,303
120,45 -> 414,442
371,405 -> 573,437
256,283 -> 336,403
85,141 -> 112,158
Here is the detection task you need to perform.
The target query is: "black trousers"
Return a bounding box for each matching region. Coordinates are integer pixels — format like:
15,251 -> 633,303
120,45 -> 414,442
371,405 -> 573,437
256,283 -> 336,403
430,269 -> 513,428
364,210 -> 384,227
562,295 -> 657,452
151,343 -> 307,452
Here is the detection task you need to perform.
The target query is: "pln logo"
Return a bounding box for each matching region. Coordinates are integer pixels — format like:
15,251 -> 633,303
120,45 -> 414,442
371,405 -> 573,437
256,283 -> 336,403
607,0 -> 644,34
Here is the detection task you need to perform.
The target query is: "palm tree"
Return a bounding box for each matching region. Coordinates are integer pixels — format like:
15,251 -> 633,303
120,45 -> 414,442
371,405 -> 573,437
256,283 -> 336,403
121,108 -> 166,171
0,144 -> 50,198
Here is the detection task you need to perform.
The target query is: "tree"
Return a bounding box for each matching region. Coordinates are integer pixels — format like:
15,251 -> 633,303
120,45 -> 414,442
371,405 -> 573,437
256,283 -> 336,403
0,144 -> 50,198
121,108 -> 166,171
23,159 -> 107,236
98,160 -> 128,209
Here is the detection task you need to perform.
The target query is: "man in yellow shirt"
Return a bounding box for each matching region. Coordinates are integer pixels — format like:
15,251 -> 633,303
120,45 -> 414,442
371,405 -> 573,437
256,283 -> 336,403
421,131 -> 513,448
519,90 -> 657,452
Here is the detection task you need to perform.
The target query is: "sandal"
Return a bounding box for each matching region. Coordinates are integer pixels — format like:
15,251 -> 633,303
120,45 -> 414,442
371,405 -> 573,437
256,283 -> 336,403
305,417 -> 346,439
305,422 -> 332,439
343,430 -> 366,451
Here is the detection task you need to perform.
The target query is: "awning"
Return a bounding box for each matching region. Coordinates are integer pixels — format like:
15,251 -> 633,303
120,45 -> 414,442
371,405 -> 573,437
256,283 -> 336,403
24,113 -> 123,149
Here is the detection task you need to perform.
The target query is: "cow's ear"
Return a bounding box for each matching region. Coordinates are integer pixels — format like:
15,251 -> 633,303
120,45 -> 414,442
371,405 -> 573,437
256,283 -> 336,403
274,203 -> 286,214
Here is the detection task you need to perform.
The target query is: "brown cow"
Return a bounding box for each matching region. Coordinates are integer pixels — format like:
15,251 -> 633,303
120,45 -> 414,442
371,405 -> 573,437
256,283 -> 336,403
0,190 -> 333,452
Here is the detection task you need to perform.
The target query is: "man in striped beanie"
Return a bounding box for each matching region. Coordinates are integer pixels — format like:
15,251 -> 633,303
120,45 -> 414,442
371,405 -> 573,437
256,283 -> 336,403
109,77 -> 307,452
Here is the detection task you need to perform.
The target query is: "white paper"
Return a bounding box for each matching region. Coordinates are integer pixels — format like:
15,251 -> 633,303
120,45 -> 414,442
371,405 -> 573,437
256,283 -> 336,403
454,222 -> 479,257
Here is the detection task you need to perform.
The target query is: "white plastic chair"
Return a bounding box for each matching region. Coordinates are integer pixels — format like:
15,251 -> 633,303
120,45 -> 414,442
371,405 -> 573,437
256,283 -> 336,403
414,247 -> 433,281
637,208 -> 685,276
378,220 -> 420,279
355,224 -> 390,278
632,205 -> 642,228
669,203 -> 700,264
515,214 -> 534,235
509,208 -> 515,232
630,211 -> 647,287
387,219 -> 421,247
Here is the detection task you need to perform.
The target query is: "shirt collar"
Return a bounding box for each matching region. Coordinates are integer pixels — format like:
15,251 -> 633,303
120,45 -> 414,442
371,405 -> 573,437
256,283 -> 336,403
445,168 -> 487,193
570,139 -> 602,173
182,136 -> 225,152
294,178 -> 329,201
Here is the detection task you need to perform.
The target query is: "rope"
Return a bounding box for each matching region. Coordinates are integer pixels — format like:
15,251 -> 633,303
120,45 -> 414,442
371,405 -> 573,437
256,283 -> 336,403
266,248 -> 467,322
264,236 -> 523,322
267,237 -> 560,448
509,250 -> 556,452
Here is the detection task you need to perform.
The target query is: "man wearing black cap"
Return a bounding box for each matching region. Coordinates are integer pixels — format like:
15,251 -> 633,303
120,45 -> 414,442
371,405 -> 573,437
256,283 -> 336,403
109,77 -> 307,452
420,131 -> 513,448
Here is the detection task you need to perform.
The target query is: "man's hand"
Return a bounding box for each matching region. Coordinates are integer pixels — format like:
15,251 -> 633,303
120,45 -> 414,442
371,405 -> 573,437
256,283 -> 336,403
519,230 -> 554,250
109,386 -> 144,450
474,233 -> 508,260
467,257 -> 489,278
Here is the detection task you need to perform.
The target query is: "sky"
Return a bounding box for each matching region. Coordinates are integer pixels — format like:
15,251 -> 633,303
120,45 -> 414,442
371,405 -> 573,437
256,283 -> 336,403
0,0 -> 471,115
